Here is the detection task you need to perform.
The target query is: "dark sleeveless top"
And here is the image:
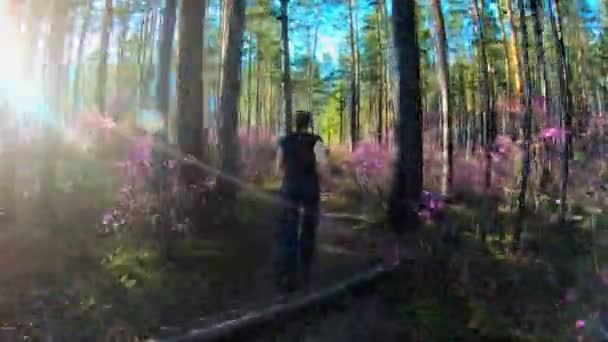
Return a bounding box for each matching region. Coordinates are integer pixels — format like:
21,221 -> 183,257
279,132 -> 322,185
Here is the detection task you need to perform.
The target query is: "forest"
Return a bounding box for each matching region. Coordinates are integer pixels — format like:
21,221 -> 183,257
0,0 -> 608,340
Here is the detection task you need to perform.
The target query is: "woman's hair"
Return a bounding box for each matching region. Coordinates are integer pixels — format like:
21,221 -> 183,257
295,110 -> 311,131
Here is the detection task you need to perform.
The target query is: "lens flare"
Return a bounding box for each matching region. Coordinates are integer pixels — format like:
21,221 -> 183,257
0,1 -> 45,123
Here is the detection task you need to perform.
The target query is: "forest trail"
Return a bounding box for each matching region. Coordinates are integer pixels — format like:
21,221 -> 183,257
152,191 -> 387,339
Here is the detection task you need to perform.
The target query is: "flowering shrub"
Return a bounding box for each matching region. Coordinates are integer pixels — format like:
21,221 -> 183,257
238,129 -> 277,182
418,190 -> 446,224
100,185 -> 157,234
350,139 -> 394,202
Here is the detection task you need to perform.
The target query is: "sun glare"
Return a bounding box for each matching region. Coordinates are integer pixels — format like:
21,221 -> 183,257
0,2 -> 44,121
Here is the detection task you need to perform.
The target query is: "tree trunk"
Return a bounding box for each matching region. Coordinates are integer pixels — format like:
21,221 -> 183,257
474,0 -> 497,242
144,11 -> 159,107
548,0 -> 573,222
73,0 -> 91,112
498,3 -> 512,98
375,1 -> 385,144
97,0 -> 113,114
255,47 -> 262,136
387,0 -> 422,234
157,0 -> 177,135
218,0 -> 228,104
137,10 -> 150,115
505,0 -> 524,97
339,84 -> 345,144
217,0 -> 246,203
472,0 -> 493,189
530,0 -> 550,116
348,0 -> 360,150
280,0 -> 293,134
514,0 -> 534,246
177,0 -> 206,186
308,7 -> 320,114
115,0 -> 131,118
246,33 -> 254,134
431,0 -> 453,196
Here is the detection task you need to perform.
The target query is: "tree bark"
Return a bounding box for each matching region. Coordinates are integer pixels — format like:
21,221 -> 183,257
548,0 -> 573,222
339,83 -> 345,144
218,0 -> 246,201
144,10 -> 159,107
530,0 -> 550,116
375,1 -> 385,144
97,0 -> 113,114
308,6 -> 320,114
472,0 -> 493,189
177,0 -> 206,186
348,0 -> 360,149
246,33 -> 254,133
115,0 -> 131,118
387,0 -> 422,234
498,3 -> 512,98
255,46 -> 262,136
505,0 -> 524,96
514,0 -> 534,246
157,0 -> 177,135
137,10 -> 149,115
280,0 -> 293,134
431,0 -> 453,196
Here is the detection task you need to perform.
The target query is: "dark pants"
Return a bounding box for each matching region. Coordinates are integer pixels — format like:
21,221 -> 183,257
276,179 -> 320,291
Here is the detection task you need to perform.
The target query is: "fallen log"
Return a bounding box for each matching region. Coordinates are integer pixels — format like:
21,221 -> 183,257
148,261 -> 398,342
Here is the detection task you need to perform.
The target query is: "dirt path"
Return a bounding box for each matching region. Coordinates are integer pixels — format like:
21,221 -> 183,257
153,195 -> 385,339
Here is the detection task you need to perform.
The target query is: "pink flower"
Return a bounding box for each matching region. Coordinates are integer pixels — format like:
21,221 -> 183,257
576,320 -> 586,329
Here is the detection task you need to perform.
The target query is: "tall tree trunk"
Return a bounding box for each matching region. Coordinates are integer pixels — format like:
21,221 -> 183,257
431,0 -> 453,196
472,0 -> 493,190
217,0 -> 246,202
74,0 -> 90,112
375,1 -> 385,144
97,0 -> 113,114
498,3 -> 513,98
474,0 -> 497,242
255,47 -> 262,136
387,0 -> 422,235
115,0 -> 131,118
505,0 -> 524,96
514,0 -> 534,246
530,0 -> 550,116
339,84 -> 345,144
137,10 -> 149,115
246,33 -> 254,133
348,0 -> 360,149
308,7 -> 320,114
145,11 -> 159,107
177,0 -> 206,186
548,0 -> 573,222
217,0 -> 228,103
280,0 -> 293,133
157,0 -> 177,135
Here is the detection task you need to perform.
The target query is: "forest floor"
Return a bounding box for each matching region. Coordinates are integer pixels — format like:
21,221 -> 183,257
1,156 -> 608,341
0,180 -> 390,341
